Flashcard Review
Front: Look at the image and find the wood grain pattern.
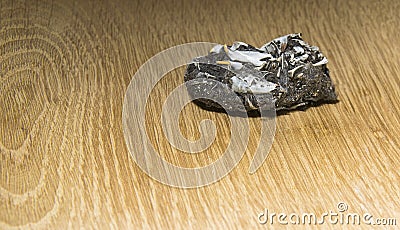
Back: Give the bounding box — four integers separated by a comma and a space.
1, 0, 399, 229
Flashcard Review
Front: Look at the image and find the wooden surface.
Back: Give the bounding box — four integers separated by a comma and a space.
1, 0, 399, 229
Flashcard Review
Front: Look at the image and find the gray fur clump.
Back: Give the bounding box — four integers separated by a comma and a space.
184, 33, 337, 113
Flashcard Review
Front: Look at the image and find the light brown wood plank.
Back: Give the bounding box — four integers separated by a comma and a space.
0, 0, 399, 229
